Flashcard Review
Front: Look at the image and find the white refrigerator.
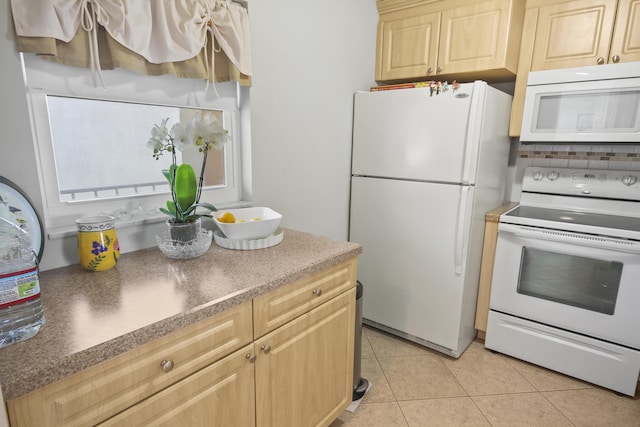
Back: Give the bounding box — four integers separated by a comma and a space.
349, 81, 511, 358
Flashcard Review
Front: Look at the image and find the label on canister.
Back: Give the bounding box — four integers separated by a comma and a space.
0, 267, 41, 309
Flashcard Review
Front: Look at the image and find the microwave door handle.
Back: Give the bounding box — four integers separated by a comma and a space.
454, 186, 472, 274
499, 223, 640, 254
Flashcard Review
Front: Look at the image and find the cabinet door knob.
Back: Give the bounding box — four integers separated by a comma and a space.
246, 353, 257, 363
427, 67, 433, 74
313, 288, 322, 296
437, 66, 443, 73
160, 360, 174, 373
261, 344, 271, 354
612, 55, 620, 63
597, 57, 605, 65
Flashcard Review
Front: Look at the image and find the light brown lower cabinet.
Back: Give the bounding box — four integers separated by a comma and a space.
98, 344, 256, 427
7, 258, 358, 427
7, 302, 254, 427
101, 288, 355, 427
255, 288, 355, 427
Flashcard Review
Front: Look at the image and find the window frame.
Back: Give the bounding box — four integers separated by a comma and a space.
21, 53, 248, 235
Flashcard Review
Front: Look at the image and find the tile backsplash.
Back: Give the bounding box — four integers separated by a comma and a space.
510, 142, 640, 200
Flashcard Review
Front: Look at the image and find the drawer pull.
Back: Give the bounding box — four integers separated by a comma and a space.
612, 55, 620, 63
437, 66, 443, 73
246, 353, 257, 363
313, 288, 322, 296
427, 67, 433, 74
261, 344, 271, 354
160, 360, 174, 373
597, 57, 605, 64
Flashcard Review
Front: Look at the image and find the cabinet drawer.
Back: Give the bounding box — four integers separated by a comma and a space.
7, 302, 253, 427
98, 344, 256, 427
253, 258, 357, 338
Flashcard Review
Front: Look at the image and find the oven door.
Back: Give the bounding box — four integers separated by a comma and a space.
490, 222, 640, 349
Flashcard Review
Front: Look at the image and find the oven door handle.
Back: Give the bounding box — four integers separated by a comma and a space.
499, 223, 640, 254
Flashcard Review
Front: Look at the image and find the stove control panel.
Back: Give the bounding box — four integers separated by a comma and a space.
522, 167, 640, 200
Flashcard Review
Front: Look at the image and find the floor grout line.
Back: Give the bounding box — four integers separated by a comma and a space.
339, 326, 640, 426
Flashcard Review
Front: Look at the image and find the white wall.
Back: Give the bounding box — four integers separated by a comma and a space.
249, 0, 378, 241
0, 8, 36, 422
0, 5, 42, 226
1, 4, 83, 272
0, 1, 378, 271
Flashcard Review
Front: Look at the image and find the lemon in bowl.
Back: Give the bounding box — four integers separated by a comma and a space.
213, 207, 282, 240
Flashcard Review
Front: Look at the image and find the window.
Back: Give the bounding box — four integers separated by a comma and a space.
23, 53, 249, 234
46, 97, 227, 202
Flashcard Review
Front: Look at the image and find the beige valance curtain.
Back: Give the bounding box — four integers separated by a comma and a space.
10, 0, 252, 86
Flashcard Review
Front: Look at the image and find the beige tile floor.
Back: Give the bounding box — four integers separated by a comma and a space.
331, 326, 640, 427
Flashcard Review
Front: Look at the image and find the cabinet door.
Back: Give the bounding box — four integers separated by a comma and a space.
438, 0, 515, 75
255, 288, 356, 427
376, 10, 440, 81
98, 344, 256, 427
531, 0, 617, 70
609, 0, 640, 63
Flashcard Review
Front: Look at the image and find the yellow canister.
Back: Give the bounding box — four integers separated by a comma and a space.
76, 216, 120, 271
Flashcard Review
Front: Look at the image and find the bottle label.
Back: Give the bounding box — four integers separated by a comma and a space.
0, 267, 41, 309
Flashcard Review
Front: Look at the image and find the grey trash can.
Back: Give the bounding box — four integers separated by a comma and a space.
353, 281, 369, 401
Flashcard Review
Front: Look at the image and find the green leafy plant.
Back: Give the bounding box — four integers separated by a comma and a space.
147, 112, 230, 223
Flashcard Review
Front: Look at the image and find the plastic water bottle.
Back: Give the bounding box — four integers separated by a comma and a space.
0, 217, 45, 348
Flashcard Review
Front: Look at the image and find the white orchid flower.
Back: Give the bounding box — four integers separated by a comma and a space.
170, 123, 190, 151
147, 117, 170, 151
189, 112, 230, 152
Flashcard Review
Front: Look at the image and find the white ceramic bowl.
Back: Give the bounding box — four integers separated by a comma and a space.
213, 207, 282, 240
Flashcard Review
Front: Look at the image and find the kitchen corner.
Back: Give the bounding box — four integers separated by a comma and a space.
0, 229, 361, 426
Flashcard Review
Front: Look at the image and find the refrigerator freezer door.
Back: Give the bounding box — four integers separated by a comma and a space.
352, 84, 477, 184
349, 176, 471, 353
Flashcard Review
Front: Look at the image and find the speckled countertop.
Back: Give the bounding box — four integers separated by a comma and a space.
0, 229, 362, 401
485, 202, 518, 222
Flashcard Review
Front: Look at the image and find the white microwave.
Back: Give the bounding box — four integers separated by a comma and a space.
520, 62, 640, 143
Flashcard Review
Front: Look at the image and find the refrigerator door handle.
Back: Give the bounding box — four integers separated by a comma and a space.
454, 186, 471, 275
461, 82, 484, 185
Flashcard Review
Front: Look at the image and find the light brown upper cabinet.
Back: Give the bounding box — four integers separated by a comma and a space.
509, 0, 640, 136
375, 0, 525, 84
610, 0, 640, 64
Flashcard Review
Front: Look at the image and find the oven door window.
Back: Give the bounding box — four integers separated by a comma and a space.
517, 247, 623, 315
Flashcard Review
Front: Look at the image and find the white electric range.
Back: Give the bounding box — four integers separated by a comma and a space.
485, 167, 640, 396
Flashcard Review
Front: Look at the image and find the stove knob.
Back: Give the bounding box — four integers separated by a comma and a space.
533, 171, 544, 181
547, 171, 560, 181
621, 175, 638, 186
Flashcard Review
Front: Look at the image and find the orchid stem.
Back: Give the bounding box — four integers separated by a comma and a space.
197, 148, 208, 205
